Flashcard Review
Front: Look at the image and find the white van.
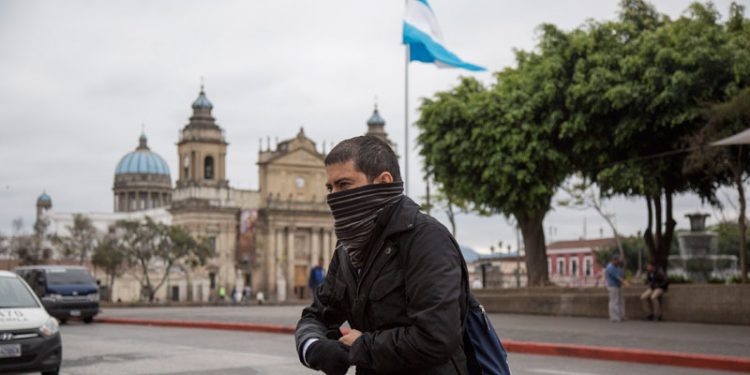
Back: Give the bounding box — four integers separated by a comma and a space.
0, 270, 62, 375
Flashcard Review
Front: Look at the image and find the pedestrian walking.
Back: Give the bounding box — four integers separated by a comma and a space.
605, 254, 628, 322
640, 262, 669, 321
242, 285, 251, 304
295, 136, 469, 375
218, 286, 226, 302
307, 259, 325, 297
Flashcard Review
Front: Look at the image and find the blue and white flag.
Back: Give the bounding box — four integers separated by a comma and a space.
403, 0, 485, 72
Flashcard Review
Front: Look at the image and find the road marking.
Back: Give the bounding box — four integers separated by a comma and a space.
528, 369, 602, 375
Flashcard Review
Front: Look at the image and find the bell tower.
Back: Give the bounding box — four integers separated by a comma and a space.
176, 85, 229, 188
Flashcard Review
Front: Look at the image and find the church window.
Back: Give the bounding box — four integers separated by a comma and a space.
204, 156, 214, 180
183, 155, 189, 179
207, 236, 216, 256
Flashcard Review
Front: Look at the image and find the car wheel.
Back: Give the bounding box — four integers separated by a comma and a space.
83, 316, 94, 324
41, 367, 59, 375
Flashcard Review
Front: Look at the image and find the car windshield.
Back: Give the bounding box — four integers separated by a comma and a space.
45, 268, 95, 285
0, 276, 39, 308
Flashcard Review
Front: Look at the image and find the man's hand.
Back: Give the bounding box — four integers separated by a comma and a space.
338, 329, 362, 347
306, 339, 350, 375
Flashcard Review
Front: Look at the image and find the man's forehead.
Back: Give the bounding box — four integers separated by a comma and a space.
326, 160, 358, 177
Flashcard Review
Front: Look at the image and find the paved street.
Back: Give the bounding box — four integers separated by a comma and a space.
59, 322, 746, 375
100, 304, 750, 357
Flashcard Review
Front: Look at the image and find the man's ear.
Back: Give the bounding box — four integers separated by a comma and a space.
373, 171, 394, 184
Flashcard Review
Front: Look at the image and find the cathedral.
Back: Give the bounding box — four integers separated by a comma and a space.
37, 86, 395, 303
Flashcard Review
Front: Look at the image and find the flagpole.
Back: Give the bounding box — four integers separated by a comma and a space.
404, 43, 410, 197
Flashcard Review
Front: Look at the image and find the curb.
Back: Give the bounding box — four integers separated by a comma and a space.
95, 317, 295, 334
502, 340, 750, 373
95, 317, 750, 373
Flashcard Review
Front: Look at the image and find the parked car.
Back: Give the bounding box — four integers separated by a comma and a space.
15, 266, 100, 324
0, 270, 62, 375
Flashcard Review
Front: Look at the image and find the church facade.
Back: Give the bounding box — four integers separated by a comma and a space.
37, 86, 394, 303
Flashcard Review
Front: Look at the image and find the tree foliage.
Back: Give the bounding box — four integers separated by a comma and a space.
418, 24, 578, 286
112, 218, 211, 302
91, 231, 127, 302
52, 214, 98, 265
416, 0, 750, 284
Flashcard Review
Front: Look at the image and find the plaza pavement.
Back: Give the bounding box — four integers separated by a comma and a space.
95, 303, 750, 372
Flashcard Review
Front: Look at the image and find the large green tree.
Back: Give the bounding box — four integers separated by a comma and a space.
565, 0, 749, 271
417, 24, 578, 286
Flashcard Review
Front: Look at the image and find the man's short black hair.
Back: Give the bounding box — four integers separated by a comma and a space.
325, 135, 401, 182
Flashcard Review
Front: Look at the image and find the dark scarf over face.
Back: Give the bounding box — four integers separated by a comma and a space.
327, 181, 404, 268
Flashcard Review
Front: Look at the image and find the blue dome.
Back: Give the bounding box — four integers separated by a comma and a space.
192, 87, 213, 109
367, 107, 385, 126
115, 134, 170, 176
38, 193, 51, 202
115, 150, 170, 176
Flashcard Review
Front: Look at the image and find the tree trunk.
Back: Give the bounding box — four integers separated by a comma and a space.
107, 273, 116, 303
447, 200, 457, 238
516, 210, 549, 286
644, 196, 656, 261
736, 146, 748, 284
658, 187, 676, 273
654, 192, 663, 264
592, 201, 624, 260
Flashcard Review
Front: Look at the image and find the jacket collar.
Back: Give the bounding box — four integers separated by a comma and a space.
377, 195, 420, 239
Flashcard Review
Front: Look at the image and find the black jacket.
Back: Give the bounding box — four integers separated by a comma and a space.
646, 268, 669, 291
295, 196, 469, 375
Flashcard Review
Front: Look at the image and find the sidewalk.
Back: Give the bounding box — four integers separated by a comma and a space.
96, 305, 750, 372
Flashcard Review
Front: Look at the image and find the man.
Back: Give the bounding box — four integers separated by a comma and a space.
640, 262, 668, 321
605, 254, 628, 322
295, 136, 468, 375
308, 259, 326, 297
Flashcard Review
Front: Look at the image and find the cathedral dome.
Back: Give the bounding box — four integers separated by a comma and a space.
37, 192, 52, 205
115, 134, 171, 176
367, 106, 385, 126
113, 133, 172, 212
192, 86, 213, 110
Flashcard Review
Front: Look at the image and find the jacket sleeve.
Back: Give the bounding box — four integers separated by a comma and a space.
349, 221, 464, 372
294, 246, 348, 366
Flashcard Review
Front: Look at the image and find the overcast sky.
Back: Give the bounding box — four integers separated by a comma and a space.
0, 0, 743, 253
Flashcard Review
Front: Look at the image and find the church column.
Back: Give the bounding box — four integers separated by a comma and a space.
311, 227, 320, 266
287, 226, 296, 299
275, 228, 285, 301
219, 152, 226, 181
266, 226, 276, 297
190, 150, 196, 181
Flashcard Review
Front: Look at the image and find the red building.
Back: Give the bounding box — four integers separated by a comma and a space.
546, 238, 616, 287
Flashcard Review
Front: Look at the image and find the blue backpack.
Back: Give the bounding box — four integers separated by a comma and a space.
463, 293, 512, 375
456, 244, 512, 375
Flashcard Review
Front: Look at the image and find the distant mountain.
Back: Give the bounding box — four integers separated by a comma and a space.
459, 245, 481, 263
